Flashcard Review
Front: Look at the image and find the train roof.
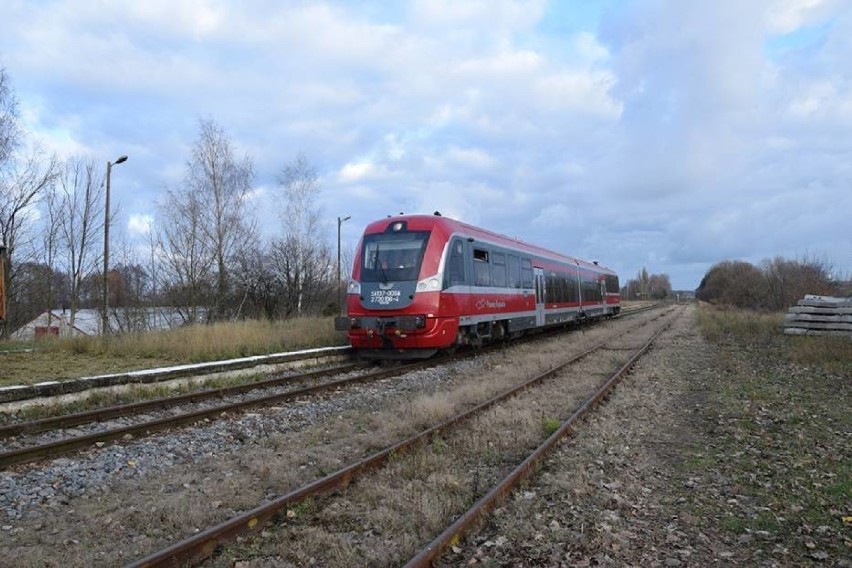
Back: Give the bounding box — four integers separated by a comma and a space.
362, 214, 617, 276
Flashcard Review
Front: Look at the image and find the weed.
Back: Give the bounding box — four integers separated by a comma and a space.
541, 416, 561, 436
721, 515, 746, 533
431, 437, 448, 454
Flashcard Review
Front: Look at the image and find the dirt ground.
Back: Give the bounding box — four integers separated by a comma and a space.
447, 304, 850, 567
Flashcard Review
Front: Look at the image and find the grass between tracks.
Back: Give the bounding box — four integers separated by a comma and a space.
0, 317, 347, 386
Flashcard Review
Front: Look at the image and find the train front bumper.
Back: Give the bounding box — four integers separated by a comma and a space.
336, 315, 459, 351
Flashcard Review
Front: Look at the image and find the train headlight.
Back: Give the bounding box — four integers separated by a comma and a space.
416, 275, 441, 292
348, 280, 361, 294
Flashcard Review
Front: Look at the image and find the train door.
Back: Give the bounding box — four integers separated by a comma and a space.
534, 267, 545, 326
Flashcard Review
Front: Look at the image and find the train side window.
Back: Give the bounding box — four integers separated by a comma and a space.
507, 255, 520, 288
566, 271, 579, 302
491, 252, 507, 287
446, 239, 466, 286
606, 275, 619, 293
473, 248, 490, 286
520, 258, 533, 288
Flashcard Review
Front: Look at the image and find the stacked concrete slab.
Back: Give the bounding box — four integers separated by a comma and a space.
784, 295, 852, 337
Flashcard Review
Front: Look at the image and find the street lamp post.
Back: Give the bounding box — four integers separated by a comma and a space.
337, 215, 351, 315
102, 155, 128, 337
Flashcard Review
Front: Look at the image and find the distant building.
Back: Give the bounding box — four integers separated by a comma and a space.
12, 308, 190, 341
673, 290, 696, 302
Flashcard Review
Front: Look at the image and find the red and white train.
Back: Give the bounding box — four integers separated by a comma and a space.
335, 213, 620, 359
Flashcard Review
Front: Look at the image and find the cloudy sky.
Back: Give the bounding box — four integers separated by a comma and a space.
1, 0, 850, 289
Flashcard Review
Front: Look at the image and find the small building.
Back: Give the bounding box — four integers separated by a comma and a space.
12, 308, 189, 341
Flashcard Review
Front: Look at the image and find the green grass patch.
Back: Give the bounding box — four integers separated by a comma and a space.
541, 416, 561, 436
721, 515, 746, 533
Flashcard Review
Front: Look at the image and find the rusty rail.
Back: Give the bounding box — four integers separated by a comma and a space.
404, 312, 677, 567
126, 309, 672, 567
0, 303, 667, 469
0, 361, 431, 468
0, 363, 360, 439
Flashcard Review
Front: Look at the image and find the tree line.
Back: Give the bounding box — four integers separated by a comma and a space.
0, 68, 340, 337
620, 267, 672, 300
696, 256, 842, 310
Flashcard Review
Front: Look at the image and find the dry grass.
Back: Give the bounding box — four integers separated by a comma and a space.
211, 316, 656, 566
697, 304, 851, 375
696, 304, 782, 344
0, 310, 664, 567
787, 335, 852, 374
46, 317, 345, 361
0, 317, 347, 386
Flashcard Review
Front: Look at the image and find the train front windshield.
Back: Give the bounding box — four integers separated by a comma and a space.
361, 231, 430, 282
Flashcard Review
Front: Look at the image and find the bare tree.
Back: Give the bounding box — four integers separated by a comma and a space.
157, 186, 214, 324
0, 68, 59, 335
42, 182, 63, 331
0, 149, 59, 335
274, 153, 333, 316
696, 260, 766, 308
185, 119, 255, 320
0, 68, 21, 169
57, 157, 104, 328
648, 272, 672, 299
761, 255, 836, 310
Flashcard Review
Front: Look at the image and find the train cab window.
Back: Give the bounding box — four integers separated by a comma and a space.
491, 252, 507, 287
473, 248, 490, 286
508, 255, 520, 288
520, 258, 533, 288
445, 239, 466, 287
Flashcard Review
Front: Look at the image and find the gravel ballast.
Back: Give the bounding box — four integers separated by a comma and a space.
0, 309, 672, 566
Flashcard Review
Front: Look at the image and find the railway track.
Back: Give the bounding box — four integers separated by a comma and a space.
0, 303, 663, 469
127, 305, 679, 567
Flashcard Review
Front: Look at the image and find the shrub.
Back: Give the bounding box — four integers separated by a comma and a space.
696, 256, 840, 311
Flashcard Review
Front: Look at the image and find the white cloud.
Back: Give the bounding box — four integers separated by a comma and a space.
127, 214, 153, 235
445, 146, 495, 169
1, 1, 850, 289
767, 0, 837, 33
339, 162, 376, 183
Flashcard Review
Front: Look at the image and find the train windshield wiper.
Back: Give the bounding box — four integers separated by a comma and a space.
375, 243, 389, 283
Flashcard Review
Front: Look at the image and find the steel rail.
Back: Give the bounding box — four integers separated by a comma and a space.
0, 357, 464, 468
0, 322, 558, 468
0, 363, 360, 439
0, 304, 665, 469
0, 346, 356, 405
1, 304, 659, 444
404, 311, 678, 567
126, 308, 674, 568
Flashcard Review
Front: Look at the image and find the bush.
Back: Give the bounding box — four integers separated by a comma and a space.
696, 256, 839, 310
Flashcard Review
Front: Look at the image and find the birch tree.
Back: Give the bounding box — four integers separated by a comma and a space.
158, 186, 214, 324
0, 67, 59, 335
274, 153, 333, 316
185, 119, 255, 320
57, 157, 104, 328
